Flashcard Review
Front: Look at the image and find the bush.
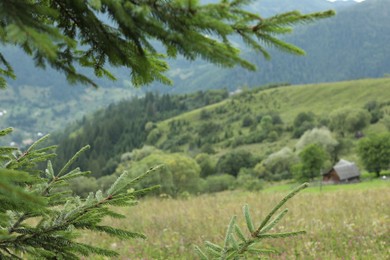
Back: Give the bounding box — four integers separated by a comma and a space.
292, 112, 316, 138
236, 168, 264, 191
195, 153, 216, 178
116, 152, 202, 196
203, 174, 235, 193
216, 150, 257, 177
295, 127, 338, 154
242, 115, 255, 127
261, 147, 298, 181
146, 128, 162, 144
364, 101, 384, 124
329, 107, 371, 136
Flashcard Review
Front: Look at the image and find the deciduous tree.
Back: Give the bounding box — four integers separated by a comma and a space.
357, 133, 390, 177
329, 107, 371, 137
295, 143, 328, 182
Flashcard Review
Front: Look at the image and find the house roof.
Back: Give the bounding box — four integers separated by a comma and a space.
333, 159, 360, 180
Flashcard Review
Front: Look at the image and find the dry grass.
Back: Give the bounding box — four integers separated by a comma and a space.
79, 182, 390, 259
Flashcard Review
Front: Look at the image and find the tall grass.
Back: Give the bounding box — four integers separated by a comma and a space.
79, 182, 390, 259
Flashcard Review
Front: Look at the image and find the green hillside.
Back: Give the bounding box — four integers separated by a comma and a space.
53, 77, 390, 183
153, 78, 390, 156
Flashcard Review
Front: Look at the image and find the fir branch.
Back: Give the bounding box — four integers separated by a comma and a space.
196, 183, 309, 259
26, 134, 51, 153
86, 225, 146, 240
257, 231, 306, 239
259, 208, 288, 234
243, 204, 255, 234
0, 128, 13, 137
256, 183, 308, 234
194, 245, 209, 260
57, 145, 90, 178
221, 216, 236, 259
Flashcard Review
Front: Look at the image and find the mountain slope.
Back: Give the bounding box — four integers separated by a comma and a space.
2, 0, 354, 91
160, 0, 390, 93
53, 77, 390, 177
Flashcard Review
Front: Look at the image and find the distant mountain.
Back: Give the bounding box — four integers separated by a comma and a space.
161, 0, 390, 93
2, 0, 387, 143
2, 0, 355, 93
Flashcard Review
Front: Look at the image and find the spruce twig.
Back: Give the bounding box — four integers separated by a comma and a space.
0, 129, 158, 258
196, 183, 309, 259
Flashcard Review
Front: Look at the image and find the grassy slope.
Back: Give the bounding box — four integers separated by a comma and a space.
78, 180, 390, 259
153, 77, 390, 159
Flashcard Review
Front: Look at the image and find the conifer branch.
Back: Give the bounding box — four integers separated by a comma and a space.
196, 183, 309, 259
0, 0, 335, 88
0, 129, 158, 258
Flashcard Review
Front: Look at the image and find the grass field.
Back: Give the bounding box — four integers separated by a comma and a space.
79, 180, 390, 259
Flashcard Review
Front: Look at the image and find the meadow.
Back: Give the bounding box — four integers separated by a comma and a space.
79, 180, 390, 259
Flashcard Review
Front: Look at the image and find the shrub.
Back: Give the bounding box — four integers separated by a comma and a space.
262, 147, 299, 181
292, 112, 316, 138
117, 152, 201, 196
195, 153, 217, 178
216, 150, 257, 177
329, 107, 371, 136
203, 174, 235, 193
236, 168, 264, 191
295, 127, 338, 154
242, 115, 255, 127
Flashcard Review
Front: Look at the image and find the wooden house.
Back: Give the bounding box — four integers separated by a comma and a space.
322, 159, 360, 184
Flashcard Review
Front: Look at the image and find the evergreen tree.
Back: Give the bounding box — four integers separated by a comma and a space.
0, 128, 160, 258
0, 0, 334, 89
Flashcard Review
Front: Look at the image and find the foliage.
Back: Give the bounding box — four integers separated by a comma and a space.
292, 111, 316, 138
381, 114, 390, 131
216, 150, 257, 177
295, 127, 338, 155
357, 133, 390, 177
195, 183, 308, 259
53, 92, 205, 177
116, 151, 201, 197
235, 168, 264, 191
0, 0, 334, 89
242, 115, 255, 127
51, 78, 390, 180
329, 107, 371, 136
259, 147, 299, 181
203, 174, 236, 193
0, 128, 158, 258
364, 100, 384, 124
295, 144, 328, 181
195, 153, 217, 178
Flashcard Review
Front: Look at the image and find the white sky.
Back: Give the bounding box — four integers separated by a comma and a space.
328, 0, 365, 2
